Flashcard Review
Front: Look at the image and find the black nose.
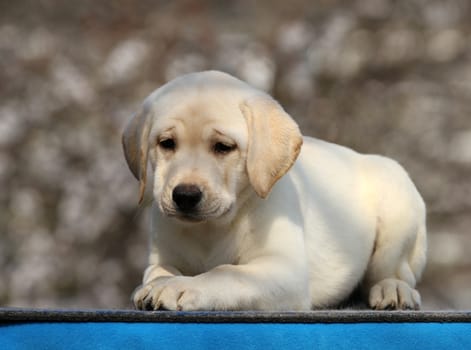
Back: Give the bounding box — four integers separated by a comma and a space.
172, 184, 203, 212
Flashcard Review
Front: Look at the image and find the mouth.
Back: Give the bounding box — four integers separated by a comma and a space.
172, 212, 207, 223
161, 204, 233, 223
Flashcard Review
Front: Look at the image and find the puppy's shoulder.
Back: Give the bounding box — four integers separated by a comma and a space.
300, 136, 404, 172
298, 136, 363, 167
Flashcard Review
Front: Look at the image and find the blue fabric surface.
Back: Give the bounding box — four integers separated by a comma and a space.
1, 322, 471, 350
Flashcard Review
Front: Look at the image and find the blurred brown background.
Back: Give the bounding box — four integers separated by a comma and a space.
1, 0, 470, 310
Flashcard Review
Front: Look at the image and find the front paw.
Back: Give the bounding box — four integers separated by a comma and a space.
133, 276, 207, 311
132, 276, 172, 310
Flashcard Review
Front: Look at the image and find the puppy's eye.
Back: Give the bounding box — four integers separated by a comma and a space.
213, 142, 236, 155
159, 138, 176, 151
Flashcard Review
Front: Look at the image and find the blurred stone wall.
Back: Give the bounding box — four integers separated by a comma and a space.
1, 0, 470, 309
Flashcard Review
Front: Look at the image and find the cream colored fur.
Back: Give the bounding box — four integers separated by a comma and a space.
122, 70, 426, 311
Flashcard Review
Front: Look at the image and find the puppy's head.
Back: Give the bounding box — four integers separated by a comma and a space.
122, 71, 302, 223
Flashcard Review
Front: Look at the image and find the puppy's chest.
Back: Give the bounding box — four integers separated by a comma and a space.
170, 230, 243, 276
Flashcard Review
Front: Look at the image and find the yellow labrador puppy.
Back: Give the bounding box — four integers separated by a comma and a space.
123, 71, 426, 311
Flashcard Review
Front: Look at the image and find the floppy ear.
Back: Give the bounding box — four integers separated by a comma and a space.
240, 97, 303, 198
122, 106, 153, 204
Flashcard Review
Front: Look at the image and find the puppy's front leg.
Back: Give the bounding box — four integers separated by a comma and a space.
154, 259, 310, 311
132, 264, 182, 310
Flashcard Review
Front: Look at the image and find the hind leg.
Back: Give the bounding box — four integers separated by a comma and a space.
365, 218, 426, 310
369, 278, 421, 310
361, 156, 427, 310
